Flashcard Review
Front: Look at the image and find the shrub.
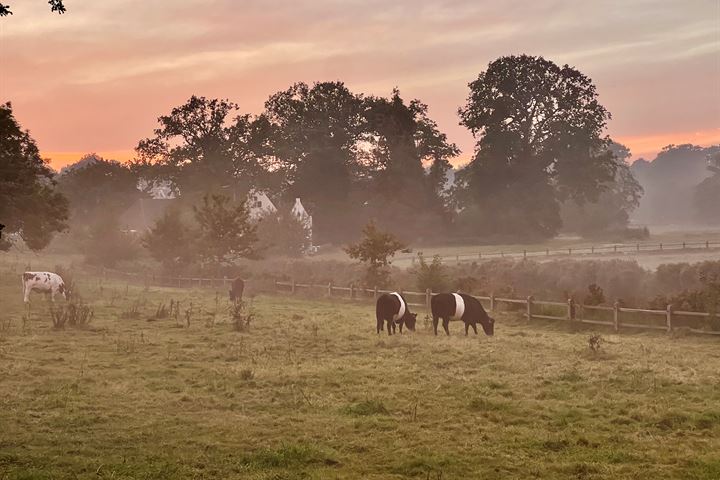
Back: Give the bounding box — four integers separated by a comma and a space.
50, 300, 93, 329
230, 300, 254, 332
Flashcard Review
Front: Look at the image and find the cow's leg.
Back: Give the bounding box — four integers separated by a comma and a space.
377, 316, 383, 334
472, 323, 478, 335
387, 320, 394, 336
398, 321, 404, 334
442, 318, 451, 336
50, 290, 56, 302
23, 285, 30, 303
465, 322, 469, 336
432, 315, 440, 335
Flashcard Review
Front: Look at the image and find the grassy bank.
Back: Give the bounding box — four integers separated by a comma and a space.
0, 271, 719, 479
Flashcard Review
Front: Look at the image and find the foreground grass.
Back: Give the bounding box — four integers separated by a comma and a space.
1, 274, 719, 479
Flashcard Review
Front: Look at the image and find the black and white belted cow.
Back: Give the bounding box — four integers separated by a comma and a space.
22, 271, 70, 303
375, 292, 417, 335
431, 292, 494, 336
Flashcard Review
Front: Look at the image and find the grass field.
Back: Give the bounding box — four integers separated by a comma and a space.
1, 271, 720, 479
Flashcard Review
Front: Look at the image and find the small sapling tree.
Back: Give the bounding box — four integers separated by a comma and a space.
344, 220, 407, 288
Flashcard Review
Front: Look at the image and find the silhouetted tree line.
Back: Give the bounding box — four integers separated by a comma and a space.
9, 55, 713, 256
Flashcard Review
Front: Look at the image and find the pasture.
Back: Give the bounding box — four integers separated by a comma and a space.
1, 271, 720, 479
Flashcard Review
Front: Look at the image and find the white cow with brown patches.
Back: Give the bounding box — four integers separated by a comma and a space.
22, 272, 69, 303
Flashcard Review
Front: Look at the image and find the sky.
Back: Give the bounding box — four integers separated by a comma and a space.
1, 0, 719, 170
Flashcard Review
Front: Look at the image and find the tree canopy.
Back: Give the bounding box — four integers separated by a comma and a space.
455, 55, 616, 240
0, 102, 68, 251
561, 142, 644, 238
134, 96, 271, 199
193, 194, 258, 266
57, 154, 142, 225
0, 0, 65, 16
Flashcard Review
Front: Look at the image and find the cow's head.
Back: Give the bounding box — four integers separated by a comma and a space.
479, 315, 495, 336
404, 312, 417, 331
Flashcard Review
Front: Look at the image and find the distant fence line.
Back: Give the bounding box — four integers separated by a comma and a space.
274, 280, 720, 337
396, 239, 720, 264
85, 266, 236, 289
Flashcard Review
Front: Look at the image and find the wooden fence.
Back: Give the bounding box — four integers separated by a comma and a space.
13, 262, 716, 336
274, 281, 720, 337
396, 239, 720, 264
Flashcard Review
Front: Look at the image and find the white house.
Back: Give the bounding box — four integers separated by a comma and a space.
248, 190, 278, 219
137, 178, 176, 199
291, 197, 312, 231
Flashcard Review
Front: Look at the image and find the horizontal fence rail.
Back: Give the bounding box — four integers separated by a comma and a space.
395, 239, 720, 264
274, 281, 720, 337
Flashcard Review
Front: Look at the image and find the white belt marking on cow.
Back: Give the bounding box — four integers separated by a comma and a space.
391, 292, 406, 321
452, 293, 465, 319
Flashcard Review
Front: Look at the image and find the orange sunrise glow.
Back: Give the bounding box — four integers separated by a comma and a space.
2, 1, 719, 170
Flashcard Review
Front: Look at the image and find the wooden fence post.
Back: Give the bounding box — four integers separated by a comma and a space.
523, 250, 527, 259
546, 248, 549, 256
526, 296, 533, 321
568, 248, 572, 255
350, 283, 355, 300
291, 279, 296, 295
666, 304, 673, 333
706, 240, 710, 249
567, 298, 575, 321
682, 242, 686, 249
659, 243, 663, 251
456, 255, 460, 265
478, 252, 482, 259
327, 282, 332, 297
591, 246, 594, 254
490, 293, 495, 312
373, 285, 378, 301
636, 243, 640, 252
426, 288, 432, 314
613, 245, 617, 253
223, 276, 227, 288
613, 301, 620, 333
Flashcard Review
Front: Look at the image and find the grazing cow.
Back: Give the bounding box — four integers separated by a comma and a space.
22, 272, 69, 303
229, 277, 244, 302
375, 292, 417, 335
431, 292, 494, 336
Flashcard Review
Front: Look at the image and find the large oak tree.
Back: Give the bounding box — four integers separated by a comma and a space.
455, 55, 616, 240
134, 96, 271, 199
